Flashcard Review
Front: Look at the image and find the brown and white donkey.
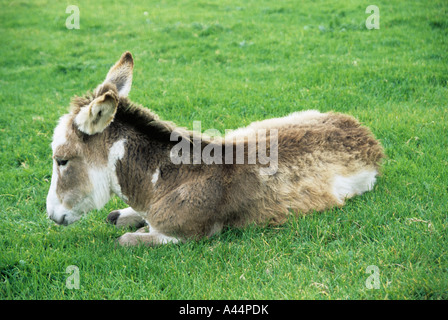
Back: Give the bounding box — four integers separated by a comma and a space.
46, 51, 384, 246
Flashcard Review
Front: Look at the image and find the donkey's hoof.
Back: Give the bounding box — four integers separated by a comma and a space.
107, 210, 121, 225
107, 209, 147, 228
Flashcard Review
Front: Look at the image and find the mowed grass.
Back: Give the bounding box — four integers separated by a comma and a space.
1, 0, 447, 299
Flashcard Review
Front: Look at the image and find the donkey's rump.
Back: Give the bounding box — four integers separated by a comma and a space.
222, 111, 382, 223
260, 111, 383, 219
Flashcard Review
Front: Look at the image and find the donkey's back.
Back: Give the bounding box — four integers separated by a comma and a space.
217, 109, 384, 229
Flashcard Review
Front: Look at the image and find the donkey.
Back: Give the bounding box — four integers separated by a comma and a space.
46, 51, 384, 246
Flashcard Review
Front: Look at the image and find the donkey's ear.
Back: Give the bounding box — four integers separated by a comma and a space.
102, 51, 134, 97
74, 91, 118, 135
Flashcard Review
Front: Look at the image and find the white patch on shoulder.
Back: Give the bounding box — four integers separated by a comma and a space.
108, 139, 127, 201
109, 139, 126, 163
151, 168, 160, 185
332, 170, 378, 204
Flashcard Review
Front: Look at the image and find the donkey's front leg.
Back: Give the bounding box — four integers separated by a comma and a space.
107, 207, 147, 228
118, 229, 180, 247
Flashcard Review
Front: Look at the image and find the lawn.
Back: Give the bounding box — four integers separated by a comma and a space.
0, 0, 447, 300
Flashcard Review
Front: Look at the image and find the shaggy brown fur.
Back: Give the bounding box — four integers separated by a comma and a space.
47, 51, 384, 246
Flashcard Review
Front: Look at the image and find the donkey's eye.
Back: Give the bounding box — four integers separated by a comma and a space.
56, 159, 69, 166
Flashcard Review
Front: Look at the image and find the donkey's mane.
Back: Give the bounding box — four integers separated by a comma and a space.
114, 98, 182, 143
70, 88, 195, 144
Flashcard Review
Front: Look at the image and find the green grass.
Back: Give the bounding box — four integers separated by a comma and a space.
1, 0, 447, 299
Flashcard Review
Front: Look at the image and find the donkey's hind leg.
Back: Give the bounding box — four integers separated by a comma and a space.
107, 207, 147, 229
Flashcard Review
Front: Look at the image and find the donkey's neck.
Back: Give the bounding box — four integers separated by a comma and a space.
106, 121, 171, 212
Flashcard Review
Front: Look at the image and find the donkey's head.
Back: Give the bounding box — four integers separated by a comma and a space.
47, 52, 134, 225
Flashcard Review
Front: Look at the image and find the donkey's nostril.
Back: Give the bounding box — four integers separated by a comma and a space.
60, 214, 67, 226
49, 213, 67, 225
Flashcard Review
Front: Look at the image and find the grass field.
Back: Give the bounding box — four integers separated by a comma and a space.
1, 0, 447, 300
